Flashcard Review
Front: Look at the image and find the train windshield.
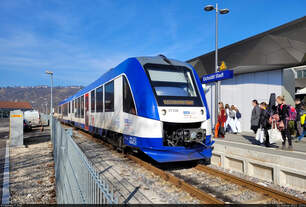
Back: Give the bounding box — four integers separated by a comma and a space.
145, 65, 203, 106
147, 68, 197, 97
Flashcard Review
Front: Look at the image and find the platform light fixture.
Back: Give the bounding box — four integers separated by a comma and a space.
203, 3, 230, 127
219, 8, 230, 15
204, 5, 214, 12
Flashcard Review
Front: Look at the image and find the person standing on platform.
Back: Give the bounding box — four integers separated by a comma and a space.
296, 104, 305, 142
259, 102, 272, 147
295, 98, 303, 139
214, 102, 226, 138
235, 106, 242, 133
276, 96, 292, 150
225, 104, 230, 132
251, 100, 261, 133
229, 105, 238, 134
287, 105, 297, 137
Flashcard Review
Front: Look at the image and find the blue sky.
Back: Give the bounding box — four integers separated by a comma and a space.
0, 0, 305, 87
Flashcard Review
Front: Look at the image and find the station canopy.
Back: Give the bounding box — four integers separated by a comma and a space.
187, 16, 306, 77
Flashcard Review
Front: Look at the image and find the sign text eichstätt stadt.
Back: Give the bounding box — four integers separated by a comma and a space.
201, 70, 234, 84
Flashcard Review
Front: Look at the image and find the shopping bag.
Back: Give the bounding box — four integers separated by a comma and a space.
268, 128, 283, 144
268, 120, 283, 144
255, 128, 265, 143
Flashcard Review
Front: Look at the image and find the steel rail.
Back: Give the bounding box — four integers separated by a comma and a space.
195, 164, 306, 204
127, 154, 224, 204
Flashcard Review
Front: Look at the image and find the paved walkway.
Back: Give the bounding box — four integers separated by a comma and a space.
213, 131, 306, 156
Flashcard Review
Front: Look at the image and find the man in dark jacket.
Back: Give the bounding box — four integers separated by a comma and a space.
295, 98, 303, 138
251, 100, 261, 133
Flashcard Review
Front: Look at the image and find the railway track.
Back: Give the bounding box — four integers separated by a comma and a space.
66, 125, 306, 204
127, 154, 224, 204
195, 165, 306, 204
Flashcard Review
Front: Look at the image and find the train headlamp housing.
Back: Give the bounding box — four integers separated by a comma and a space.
161, 109, 167, 116
201, 109, 204, 115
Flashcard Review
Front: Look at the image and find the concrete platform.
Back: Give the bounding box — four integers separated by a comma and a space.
220, 132, 306, 153
211, 132, 306, 191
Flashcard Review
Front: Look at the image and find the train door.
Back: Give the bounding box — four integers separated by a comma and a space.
85, 93, 89, 130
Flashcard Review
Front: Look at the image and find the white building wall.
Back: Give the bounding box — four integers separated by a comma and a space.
204, 69, 283, 132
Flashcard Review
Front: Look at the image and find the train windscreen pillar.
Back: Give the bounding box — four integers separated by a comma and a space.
9, 110, 24, 147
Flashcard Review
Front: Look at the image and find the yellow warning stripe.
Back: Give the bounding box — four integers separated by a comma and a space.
11, 115, 22, 118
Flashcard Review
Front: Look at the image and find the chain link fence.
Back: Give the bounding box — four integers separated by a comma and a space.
51, 118, 119, 204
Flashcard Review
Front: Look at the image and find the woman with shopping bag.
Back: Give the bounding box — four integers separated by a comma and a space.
276, 96, 293, 150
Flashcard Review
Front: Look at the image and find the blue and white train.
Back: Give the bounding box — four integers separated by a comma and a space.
58, 55, 214, 163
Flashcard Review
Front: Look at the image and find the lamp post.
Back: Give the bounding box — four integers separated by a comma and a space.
45, 70, 53, 139
204, 4, 229, 128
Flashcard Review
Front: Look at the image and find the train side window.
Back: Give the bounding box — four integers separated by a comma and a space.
96, 86, 103, 112
59, 106, 61, 114
68, 102, 71, 114
77, 98, 80, 118
72, 100, 74, 114
81, 95, 84, 118
123, 76, 136, 115
63, 103, 68, 116
75, 99, 78, 117
78, 97, 81, 118
105, 81, 114, 112
91, 90, 95, 113
74, 99, 77, 117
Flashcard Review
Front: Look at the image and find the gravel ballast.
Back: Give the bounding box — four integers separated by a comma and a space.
72, 129, 200, 204
209, 164, 306, 201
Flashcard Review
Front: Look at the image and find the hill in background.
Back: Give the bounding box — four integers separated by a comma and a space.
0, 86, 83, 113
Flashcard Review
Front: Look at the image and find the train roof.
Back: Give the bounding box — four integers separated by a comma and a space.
58, 55, 192, 105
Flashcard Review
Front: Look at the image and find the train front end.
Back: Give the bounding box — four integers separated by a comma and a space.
136, 56, 213, 163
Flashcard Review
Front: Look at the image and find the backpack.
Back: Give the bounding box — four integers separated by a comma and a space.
288, 105, 297, 121
236, 111, 241, 119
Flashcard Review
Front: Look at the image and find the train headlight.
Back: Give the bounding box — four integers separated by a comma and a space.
161, 109, 167, 116
190, 131, 197, 139
201, 109, 204, 115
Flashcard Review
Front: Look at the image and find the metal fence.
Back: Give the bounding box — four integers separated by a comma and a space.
51, 118, 119, 204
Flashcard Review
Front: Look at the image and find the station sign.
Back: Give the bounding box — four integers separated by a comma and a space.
201, 70, 234, 84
